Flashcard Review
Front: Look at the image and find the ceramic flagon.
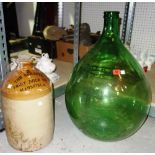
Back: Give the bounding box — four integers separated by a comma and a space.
1, 59, 54, 151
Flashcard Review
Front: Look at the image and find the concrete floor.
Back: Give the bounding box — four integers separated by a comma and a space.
0, 95, 155, 153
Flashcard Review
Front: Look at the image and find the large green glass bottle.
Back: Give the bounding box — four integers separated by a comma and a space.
65, 11, 151, 141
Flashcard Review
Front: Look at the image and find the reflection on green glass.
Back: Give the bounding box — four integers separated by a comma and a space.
65, 11, 151, 141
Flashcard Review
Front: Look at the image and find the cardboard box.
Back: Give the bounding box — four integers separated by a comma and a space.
56, 40, 93, 62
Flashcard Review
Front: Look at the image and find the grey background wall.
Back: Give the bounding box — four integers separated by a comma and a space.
130, 3, 155, 56
64, 2, 125, 33
64, 2, 155, 56
15, 2, 155, 56
15, 2, 36, 37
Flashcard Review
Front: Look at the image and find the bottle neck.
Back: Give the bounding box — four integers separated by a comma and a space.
102, 12, 120, 37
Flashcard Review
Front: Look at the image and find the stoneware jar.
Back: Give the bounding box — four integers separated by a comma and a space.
1, 59, 54, 151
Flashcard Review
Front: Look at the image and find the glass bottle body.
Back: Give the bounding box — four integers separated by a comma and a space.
65, 12, 151, 141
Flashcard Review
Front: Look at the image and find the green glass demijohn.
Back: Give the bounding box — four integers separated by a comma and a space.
65, 11, 151, 141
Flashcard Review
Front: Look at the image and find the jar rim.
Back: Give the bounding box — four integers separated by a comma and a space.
104, 11, 120, 14
104, 11, 120, 17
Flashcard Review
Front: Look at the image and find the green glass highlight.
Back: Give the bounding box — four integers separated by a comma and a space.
65, 11, 151, 141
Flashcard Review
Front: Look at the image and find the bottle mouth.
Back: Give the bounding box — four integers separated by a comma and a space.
104, 11, 119, 18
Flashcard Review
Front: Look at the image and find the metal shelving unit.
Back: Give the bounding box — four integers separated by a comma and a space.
0, 2, 137, 130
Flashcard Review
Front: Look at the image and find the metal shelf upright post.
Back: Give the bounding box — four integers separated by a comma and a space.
0, 2, 9, 131
73, 2, 81, 66
121, 2, 136, 46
